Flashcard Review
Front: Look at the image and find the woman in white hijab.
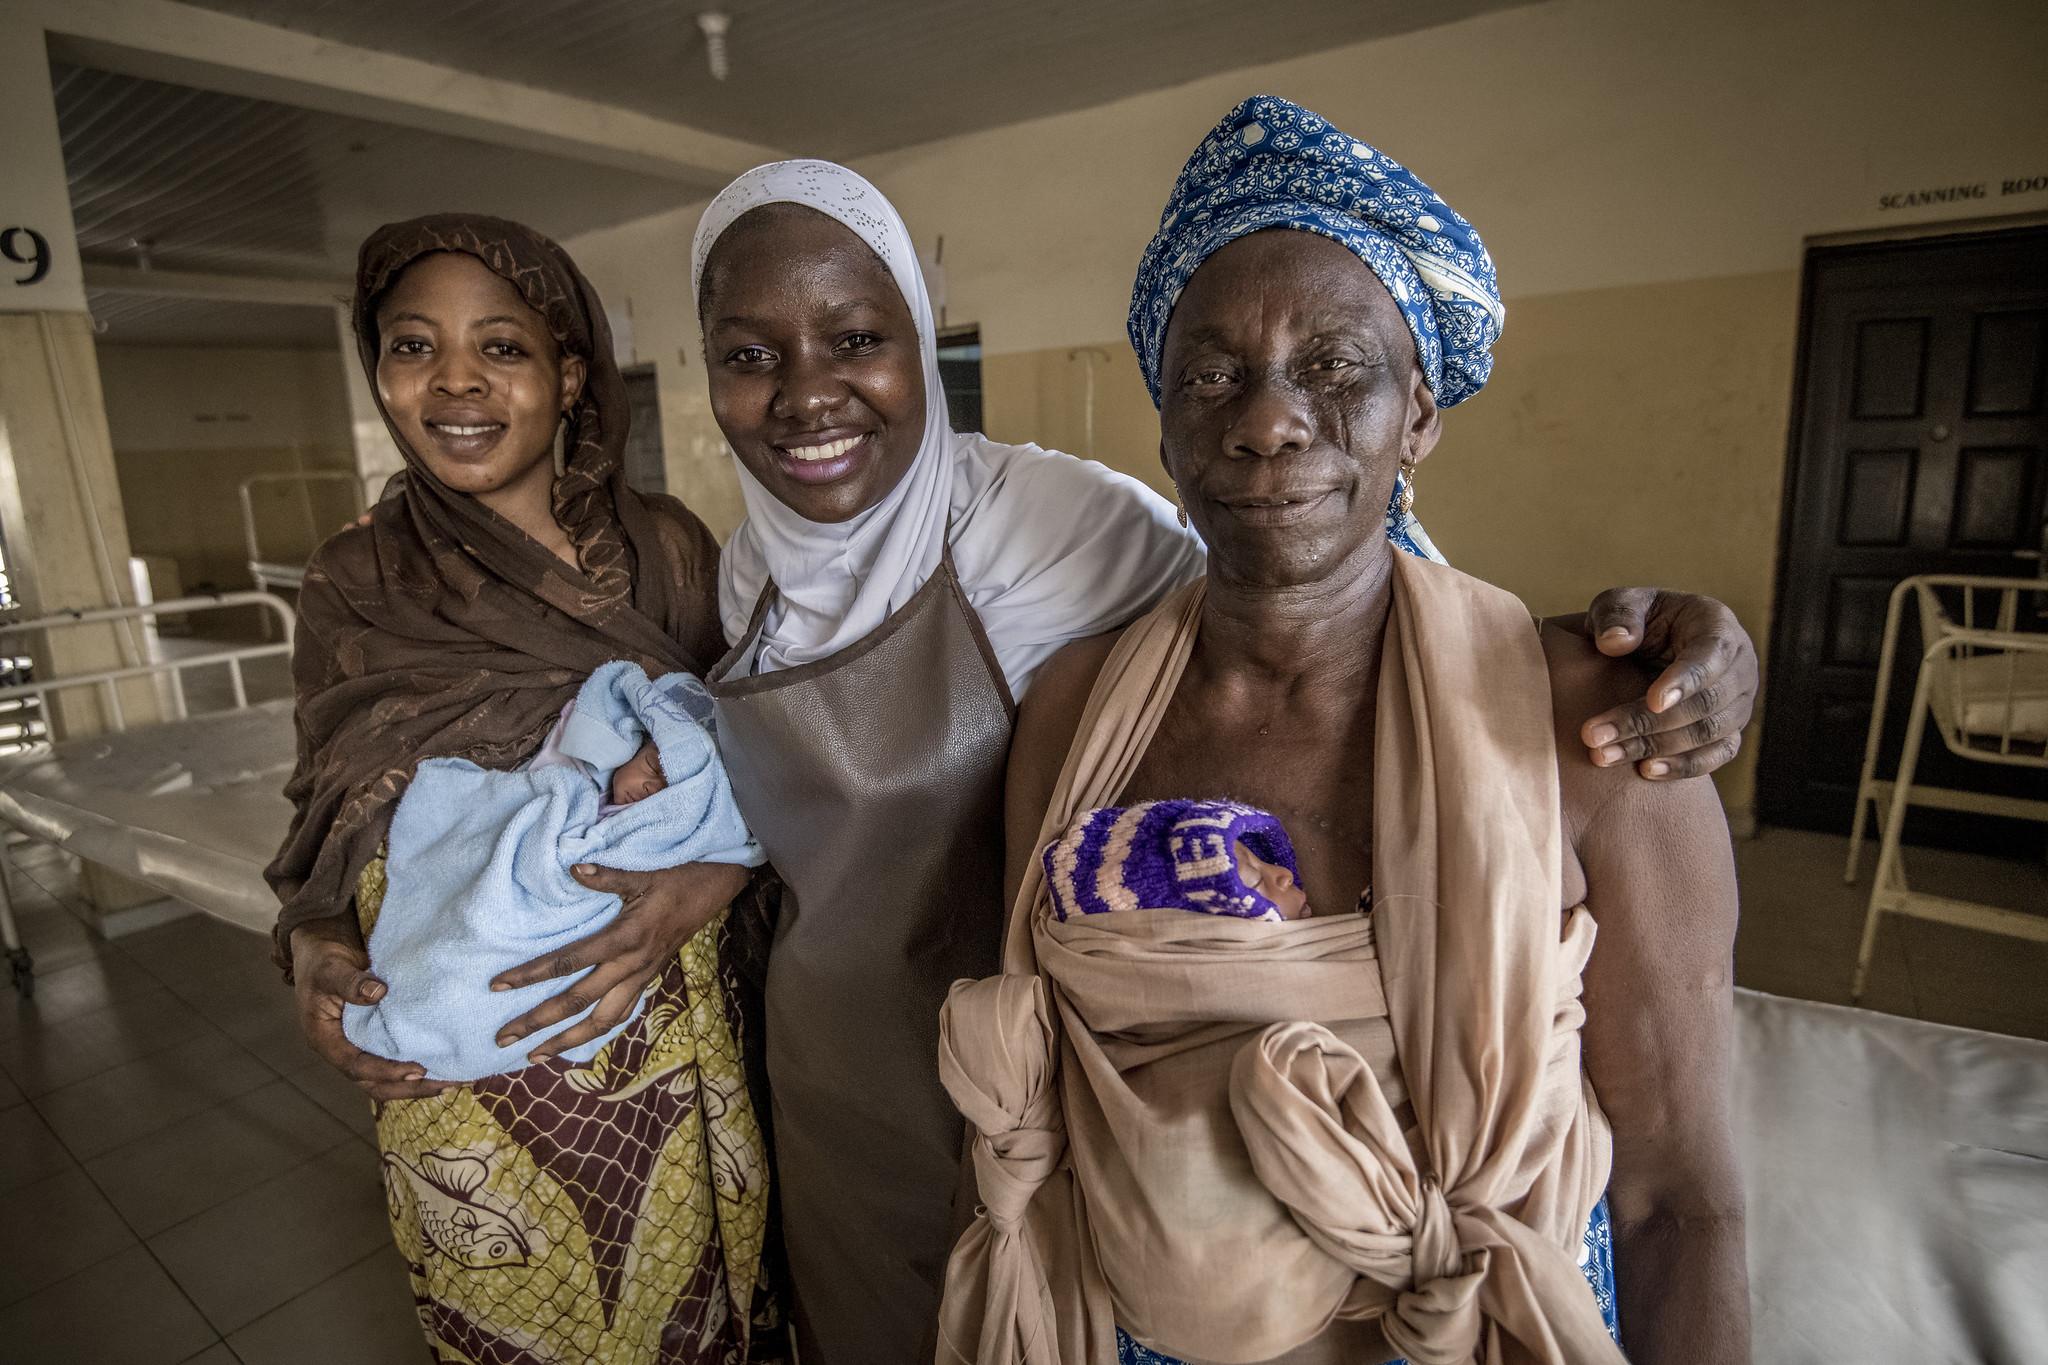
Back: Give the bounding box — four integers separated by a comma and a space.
688, 161, 1199, 1364
625, 158, 1758, 1365
696, 160, 1207, 696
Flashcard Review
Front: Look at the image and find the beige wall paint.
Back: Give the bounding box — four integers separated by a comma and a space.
858, 0, 2047, 352
562, 0, 2048, 822
982, 344, 1174, 500
985, 270, 1803, 632
568, 210, 748, 535
97, 344, 357, 594
981, 270, 1803, 812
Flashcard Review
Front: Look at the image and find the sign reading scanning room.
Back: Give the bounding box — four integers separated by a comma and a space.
1880, 175, 2048, 210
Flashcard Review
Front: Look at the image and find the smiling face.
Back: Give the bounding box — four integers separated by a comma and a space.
373, 251, 585, 510
1158, 229, 1440, 590
699, 203, 927, 524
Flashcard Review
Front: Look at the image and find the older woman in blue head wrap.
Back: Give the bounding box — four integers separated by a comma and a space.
951, 96, 1749, 1365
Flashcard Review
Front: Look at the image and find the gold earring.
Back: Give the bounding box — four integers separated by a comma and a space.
1175, 495, 1189, 529
1397, 458, 1417, 518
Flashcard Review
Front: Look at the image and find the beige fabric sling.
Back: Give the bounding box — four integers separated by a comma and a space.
938, 552, 1619, 1365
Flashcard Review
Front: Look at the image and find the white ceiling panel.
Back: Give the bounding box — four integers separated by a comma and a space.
54, 64, 707, 280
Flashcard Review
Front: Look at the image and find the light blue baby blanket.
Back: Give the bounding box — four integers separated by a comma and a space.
343, 661, 764, 1081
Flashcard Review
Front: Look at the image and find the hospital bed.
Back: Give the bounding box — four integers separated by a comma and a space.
0, 593, 297, 996
1847, 574, 2048, 1001
1734, 989, 2047, 1363
240, 469, 366, 596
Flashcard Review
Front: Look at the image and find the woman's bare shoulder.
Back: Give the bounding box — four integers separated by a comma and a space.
1538, 621, 1692, 840
1003, 627, 1129, 905
1014, 629, 1126, 764
1538, 620, 1735, 907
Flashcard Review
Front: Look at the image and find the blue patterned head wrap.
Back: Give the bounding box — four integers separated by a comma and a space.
1128, 95, 1503, 413
1043, 799, 1303, 924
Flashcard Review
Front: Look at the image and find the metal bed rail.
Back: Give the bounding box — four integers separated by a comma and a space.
0, 592, 295, 732
239, 470, 365, 596
1844, 575, 2048, 1002
0, 592, 296, 995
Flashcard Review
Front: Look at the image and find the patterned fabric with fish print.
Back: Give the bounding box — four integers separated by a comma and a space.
359, 856, 784, 1364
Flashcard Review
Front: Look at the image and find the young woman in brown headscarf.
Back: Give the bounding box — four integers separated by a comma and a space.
266, 215, 776, 1364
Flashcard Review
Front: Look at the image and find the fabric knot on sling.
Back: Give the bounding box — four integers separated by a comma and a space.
937, 559, 1623, 1365
1231, 1022, 1485, 1365
938, 975, 1066, 1365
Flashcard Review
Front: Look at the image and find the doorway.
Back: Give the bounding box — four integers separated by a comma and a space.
1758, 225, 2048, 847
620, 364, 667, 494
938, 326, 984, 434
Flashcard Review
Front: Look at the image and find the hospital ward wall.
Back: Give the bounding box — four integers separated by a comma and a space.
97, 344, 357, 605
566, 0, 2048, 827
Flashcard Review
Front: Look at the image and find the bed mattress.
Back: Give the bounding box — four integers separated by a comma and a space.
1735, 989, 2047, 1363
0, 698, 296, 934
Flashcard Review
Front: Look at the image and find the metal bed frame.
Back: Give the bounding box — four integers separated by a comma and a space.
239, 469, 367, 594
0, 592, 295, 997
1844, 574, 2048, 1000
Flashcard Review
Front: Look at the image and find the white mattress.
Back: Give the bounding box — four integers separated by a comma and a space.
1945, 650, 2048, 744
1735, 989, 2048, 1364
0, 698, 295, 933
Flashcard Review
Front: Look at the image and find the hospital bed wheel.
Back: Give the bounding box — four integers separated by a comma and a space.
7, 948, 30, 1000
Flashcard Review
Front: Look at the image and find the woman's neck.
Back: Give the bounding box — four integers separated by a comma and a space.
476, 456, 578, 569
1193, 540, 1395, 699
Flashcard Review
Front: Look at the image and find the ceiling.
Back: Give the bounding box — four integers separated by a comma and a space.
177, 0, 1531, 160
54, 63, 702, 281
54, 2, 1530, 345
85, 291, 341, 349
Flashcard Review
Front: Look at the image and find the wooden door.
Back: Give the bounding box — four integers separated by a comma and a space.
1759, 227, 2048, 844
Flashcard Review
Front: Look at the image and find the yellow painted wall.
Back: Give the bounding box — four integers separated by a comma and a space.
980, 272, 1803, 815
97, 345, 357, 595
569, 212, 749, 535
562, 0, 2048, 824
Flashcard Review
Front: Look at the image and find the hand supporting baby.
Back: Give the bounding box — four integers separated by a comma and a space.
487, 859, 750, 1064
292, 917, 454, 1101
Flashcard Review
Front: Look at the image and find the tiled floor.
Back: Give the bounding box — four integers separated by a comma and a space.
0, 843, 426, 1365
1, 822, 2042, 1363
1734, 824, 2048, 1041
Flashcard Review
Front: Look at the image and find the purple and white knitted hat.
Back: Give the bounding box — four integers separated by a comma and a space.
1042, 799, 1302, 923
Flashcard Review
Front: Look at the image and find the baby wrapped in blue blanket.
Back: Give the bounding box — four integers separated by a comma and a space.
344, 660, 763, 1081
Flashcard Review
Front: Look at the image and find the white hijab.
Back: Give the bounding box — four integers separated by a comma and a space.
691, 160, 1204, 698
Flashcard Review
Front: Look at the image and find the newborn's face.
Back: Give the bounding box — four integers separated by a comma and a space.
609, 742, 667, 806
1235, 840, 1309, 920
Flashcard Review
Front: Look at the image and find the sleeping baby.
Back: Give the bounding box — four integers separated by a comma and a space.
1042, 798, 1321, 924
344, 660, 763, 1082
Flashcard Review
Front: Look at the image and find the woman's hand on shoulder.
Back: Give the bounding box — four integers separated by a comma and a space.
1558, 587, 1757, 782
290, 916, 453, 1101
488, 860, 751, 1063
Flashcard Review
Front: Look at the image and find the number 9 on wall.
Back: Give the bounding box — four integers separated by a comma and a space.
2, 228, 52, 286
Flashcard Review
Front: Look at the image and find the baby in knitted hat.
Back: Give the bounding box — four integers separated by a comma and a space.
1042, 798, 1312, 923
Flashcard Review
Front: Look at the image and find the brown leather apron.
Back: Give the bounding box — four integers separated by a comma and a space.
708, 546, 1014, 1365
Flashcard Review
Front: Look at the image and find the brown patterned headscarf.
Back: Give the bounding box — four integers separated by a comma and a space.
266, 214, 725, 967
